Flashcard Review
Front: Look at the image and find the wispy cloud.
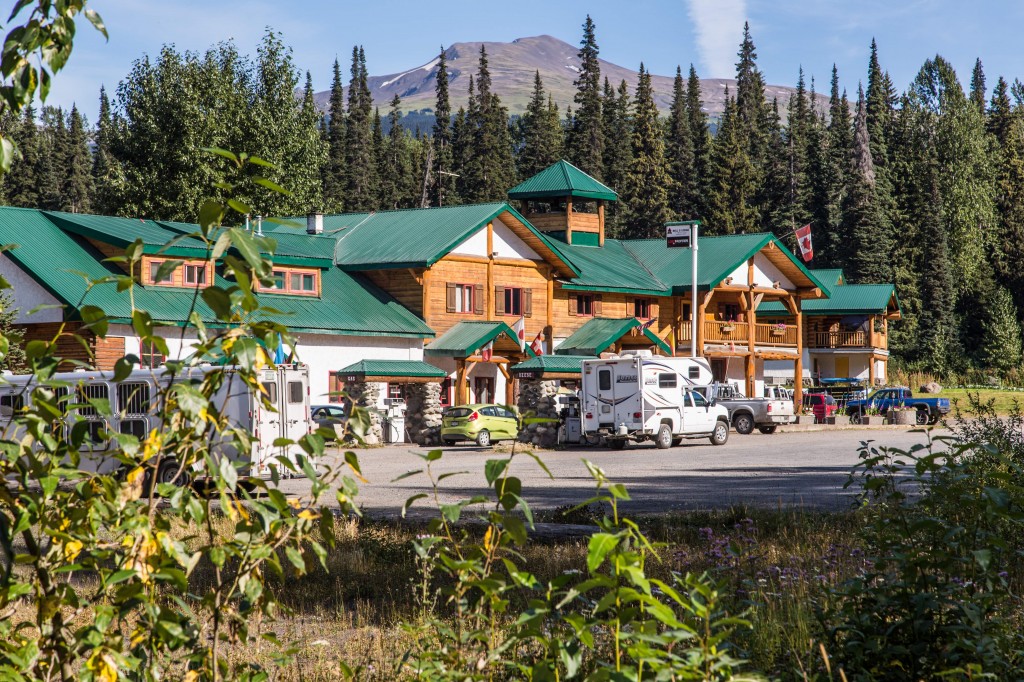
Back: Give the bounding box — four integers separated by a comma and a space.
686, 0, 748, 78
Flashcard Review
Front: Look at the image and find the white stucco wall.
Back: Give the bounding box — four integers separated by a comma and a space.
0, 252, 64, 323
726, 253, 795, 290
451, 217, 542, 261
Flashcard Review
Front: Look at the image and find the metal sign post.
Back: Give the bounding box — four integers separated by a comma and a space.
666, 221, 700, 358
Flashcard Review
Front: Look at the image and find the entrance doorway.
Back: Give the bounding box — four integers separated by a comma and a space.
474, 377, 495, 404
835, 356, 850, 379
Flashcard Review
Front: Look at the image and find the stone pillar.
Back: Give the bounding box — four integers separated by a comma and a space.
516, 378, 561, 448
347, 381, 383, 445
406, 382, 442, 446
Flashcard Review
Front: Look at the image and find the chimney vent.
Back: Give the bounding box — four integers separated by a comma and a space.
307, 212, 324, 235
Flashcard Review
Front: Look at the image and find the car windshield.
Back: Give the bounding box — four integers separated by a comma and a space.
446, 408, 473, 418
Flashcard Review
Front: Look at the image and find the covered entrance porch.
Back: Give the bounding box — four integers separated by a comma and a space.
424, 321, 536, 406
555, 317, 671, 356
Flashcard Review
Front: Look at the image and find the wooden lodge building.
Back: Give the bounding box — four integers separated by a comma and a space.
0, 160, 900, 442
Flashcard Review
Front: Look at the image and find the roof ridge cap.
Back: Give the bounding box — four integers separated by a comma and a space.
619, 240, 668, 289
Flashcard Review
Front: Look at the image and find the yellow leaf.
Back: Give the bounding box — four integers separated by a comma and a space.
126, 466, 145, 485
63, 539, 83, 562
298, 509, 317, 521
287, 498, 302, 509
483, 526, 494, 553
142, 429, 163, 462
86, 650, 118, 682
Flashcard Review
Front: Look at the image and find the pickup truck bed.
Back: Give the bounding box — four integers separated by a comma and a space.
696, 383, 795, 434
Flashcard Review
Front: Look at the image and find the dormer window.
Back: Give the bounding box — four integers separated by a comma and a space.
143, 256, 211, 288
258, 266, 321, 296
290, 272, 315, 292
150, 261, 171, 283
184, 263, 207, 286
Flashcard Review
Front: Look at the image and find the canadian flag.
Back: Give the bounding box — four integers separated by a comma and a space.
481, 342, 493, 362
795, 224, 813, 262
530, 331, 544, 356
512, 316, 526, 352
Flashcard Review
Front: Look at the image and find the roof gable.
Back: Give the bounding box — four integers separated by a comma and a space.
507, 160, 618, 201
555, 317, 670, 356
424, 321, 537, 358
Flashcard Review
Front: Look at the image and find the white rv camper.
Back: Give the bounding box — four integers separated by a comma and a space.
580, 351, 731, 449
0, 364, 314, 484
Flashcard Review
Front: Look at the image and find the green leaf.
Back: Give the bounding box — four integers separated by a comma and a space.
112, 356, 134, 382
199, 199, 225, 230
285, 546, 306, 574
202, 147, 238, 163
253, 176, 290, 195
83, 9, 109, 39
402, 493, 427, 517
154, 259, 182, 283
484, 458, 509, 485
218, 457, 238, 491
973, 549, 992, 571
587, 533, 619, 574
229, 227, 264, 270
201, 287, 233, 320
79, 305, 107, 337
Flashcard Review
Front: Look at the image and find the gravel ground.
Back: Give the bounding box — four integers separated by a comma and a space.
280, 427, 950, 517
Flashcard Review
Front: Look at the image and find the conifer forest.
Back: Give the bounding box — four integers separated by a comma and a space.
5, 19, 1023, 379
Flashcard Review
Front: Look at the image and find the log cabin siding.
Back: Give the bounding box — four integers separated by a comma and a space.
17, 322, 124, 371
364, 269, 424, 317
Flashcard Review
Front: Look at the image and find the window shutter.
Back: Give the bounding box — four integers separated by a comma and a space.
446, 283, 456, 313
473, 285, 484, 314
651, 300, 659, 320
568, 294, 577, 317
494, 286, 505, 315
523, 288, 533, 317
594, 294, 603, 317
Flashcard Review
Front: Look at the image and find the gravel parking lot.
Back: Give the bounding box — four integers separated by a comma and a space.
280, 427, 949, 517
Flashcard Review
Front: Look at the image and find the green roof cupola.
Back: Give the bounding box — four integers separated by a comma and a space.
507, 159, 616, 247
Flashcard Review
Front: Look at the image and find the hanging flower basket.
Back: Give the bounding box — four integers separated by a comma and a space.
720, 324, 735, 334
770, 328, 786, 337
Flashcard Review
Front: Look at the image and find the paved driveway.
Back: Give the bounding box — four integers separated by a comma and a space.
282, 428, 949, 517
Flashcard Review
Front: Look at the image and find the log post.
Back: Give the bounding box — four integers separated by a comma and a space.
499, 362, 514, 406
794, 296, 803, 411
456, 359, 467, 405
486, 222, 494, 319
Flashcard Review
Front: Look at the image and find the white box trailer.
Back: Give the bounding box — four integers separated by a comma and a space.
0, 364, 314, 483
580, 352, 731, 449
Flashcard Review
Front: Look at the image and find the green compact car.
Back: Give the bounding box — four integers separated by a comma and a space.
440, 404, 520, 447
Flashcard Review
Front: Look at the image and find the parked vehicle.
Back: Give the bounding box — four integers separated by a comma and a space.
696, 382, 795, 434
0, 364, 314, 484
580, 353, 729, 449
845, 387, 950, 425
763, 385, 793, 401
441, 404, 520, 446
803, 392, 838, 422
311, 403, 350, 441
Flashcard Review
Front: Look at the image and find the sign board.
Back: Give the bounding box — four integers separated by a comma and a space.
667, 223, 694, 248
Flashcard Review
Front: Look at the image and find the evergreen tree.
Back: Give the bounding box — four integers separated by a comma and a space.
344, 45, 377, 211
813, 65, 852, 267
460, 46, 515, 202
686, 64, 711, 220
980, 285, 1024, 374
620, 64, 671, 239
517, 71, 563, 178
601, 79, 631, 234
734, 23, 771, 171
0, 291, 26, 372
991, 116, 1024, 310
665, 66, 696, 219
91, 86, 123, 215
912, 161, 954, 371
987, 76, 1013, 145
566, 15, 604, 178
37, 106, 65, 210
7, 105, 41, 208
865, 39, 893, 169
705, 92, 757, 235
430, 46, 456, 207
969, 58, 987, 115
380, 95, 413, 209
449, 104, 469, 205
324, 58, 347, 212
62, 104, 92, 213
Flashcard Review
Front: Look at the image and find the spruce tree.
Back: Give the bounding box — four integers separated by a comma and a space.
380, 95, 413, 209
566, 15, 604, 178
0, 291, 26, 372
620, 64, 671, 239
344, 45, 377, 211
601, 79, 631, 234
518, 71, 563, 179
665, 66, 696, 219
430, 46, 456, 207
91, 86, 122, 215
913, 164, 954, 372
979, 286, 1023, 374
705, 92, 756, 235
7, 105, 41, 208
37, 106, 65, 210
686, 65, 711, 220
461, 46, 515, 202
987, 76, 1013, 144
449, 104, 469, 204
61, 105, 93, 213
324, 58, 347, 212
969, 58, 986, 115
812, 65, 852, 267
865, 39, 893, 169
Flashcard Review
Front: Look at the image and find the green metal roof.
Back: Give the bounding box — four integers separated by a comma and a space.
424, 321, 537, 358
758, 283, 899, 316
0, 207, 433, 338
555, 317, 671, 356
336, 359, 446, 378
44, 211, 211, 257
543, 238, 668, 295
510, 354, 592, 376
507, 160, 618, 201
809, 268, 844, 287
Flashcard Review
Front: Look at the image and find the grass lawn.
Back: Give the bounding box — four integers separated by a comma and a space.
934, 387, 1024, 415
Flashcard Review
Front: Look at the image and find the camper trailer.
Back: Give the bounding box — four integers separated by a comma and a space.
580, 352, 730, 449
0, 364, 314, 484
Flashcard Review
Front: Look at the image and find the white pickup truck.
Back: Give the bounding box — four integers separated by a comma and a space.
696, 382, 795, 435
580, 353, 731, 450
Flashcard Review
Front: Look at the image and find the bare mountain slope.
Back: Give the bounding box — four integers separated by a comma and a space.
315, 35, 823, 120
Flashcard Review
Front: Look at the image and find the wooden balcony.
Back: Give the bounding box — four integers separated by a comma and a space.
702, 321, 798, 346
809, 330, 887, 350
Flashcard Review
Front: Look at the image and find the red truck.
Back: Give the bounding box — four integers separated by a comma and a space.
803, 392, 837, 422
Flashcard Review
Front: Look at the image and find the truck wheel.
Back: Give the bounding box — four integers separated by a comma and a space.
757, 425, 778, 435
656, 424, 672, 449
476, 430, 491, 447
671, 437, 683, 447
849, 410, 862, 425
733, 413, 754, 435
609, 438, 626, 450
710, 420, 729, 446
916, 409, 929, 426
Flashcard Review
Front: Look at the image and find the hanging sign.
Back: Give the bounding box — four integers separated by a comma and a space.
667, 222, 696, 248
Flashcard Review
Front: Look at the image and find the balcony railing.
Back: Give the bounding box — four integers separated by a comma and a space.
810, 330, 867, 348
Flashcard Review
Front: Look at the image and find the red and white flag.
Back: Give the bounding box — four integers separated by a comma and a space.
795, 224, 813, 262
481, 342, 493, 362
512, 316, 526, 352
530, 331, 544, 356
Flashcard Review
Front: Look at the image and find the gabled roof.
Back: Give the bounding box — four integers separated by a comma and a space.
337, 359, 446, 379
555, 317, 670, 356
507, 160, 618, 201
758, 283, 901, 317
269, 203, 578, 278
544, 238, 668, 295
0, 207, 433, 338
424, 321, 537, 358
44, 211, 211, 257
810, 268, 844, 287
510, 354, 592, 376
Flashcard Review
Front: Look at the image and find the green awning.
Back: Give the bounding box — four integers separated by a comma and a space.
424, 321, 537, 358
337, 359, 446, 381
555, 318, 671, 356
510, 354, 593, 378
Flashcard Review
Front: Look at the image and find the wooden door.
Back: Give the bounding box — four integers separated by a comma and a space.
474, 377, 495, 404
835, 356, 850, 379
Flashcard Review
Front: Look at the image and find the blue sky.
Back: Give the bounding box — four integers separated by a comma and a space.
51, 0, 1024, 121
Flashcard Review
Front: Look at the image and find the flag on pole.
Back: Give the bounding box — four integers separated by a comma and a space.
632, 318, 656, 335
530, 332, 544, 356
481, 342, 493, 362
512, 316, 526, 352
795, 224, 813, 262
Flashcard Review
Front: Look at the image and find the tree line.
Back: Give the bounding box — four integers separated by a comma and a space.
1, 21, 1022, 378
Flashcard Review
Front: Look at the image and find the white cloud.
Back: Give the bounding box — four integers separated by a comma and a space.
686, 0, 748, 78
